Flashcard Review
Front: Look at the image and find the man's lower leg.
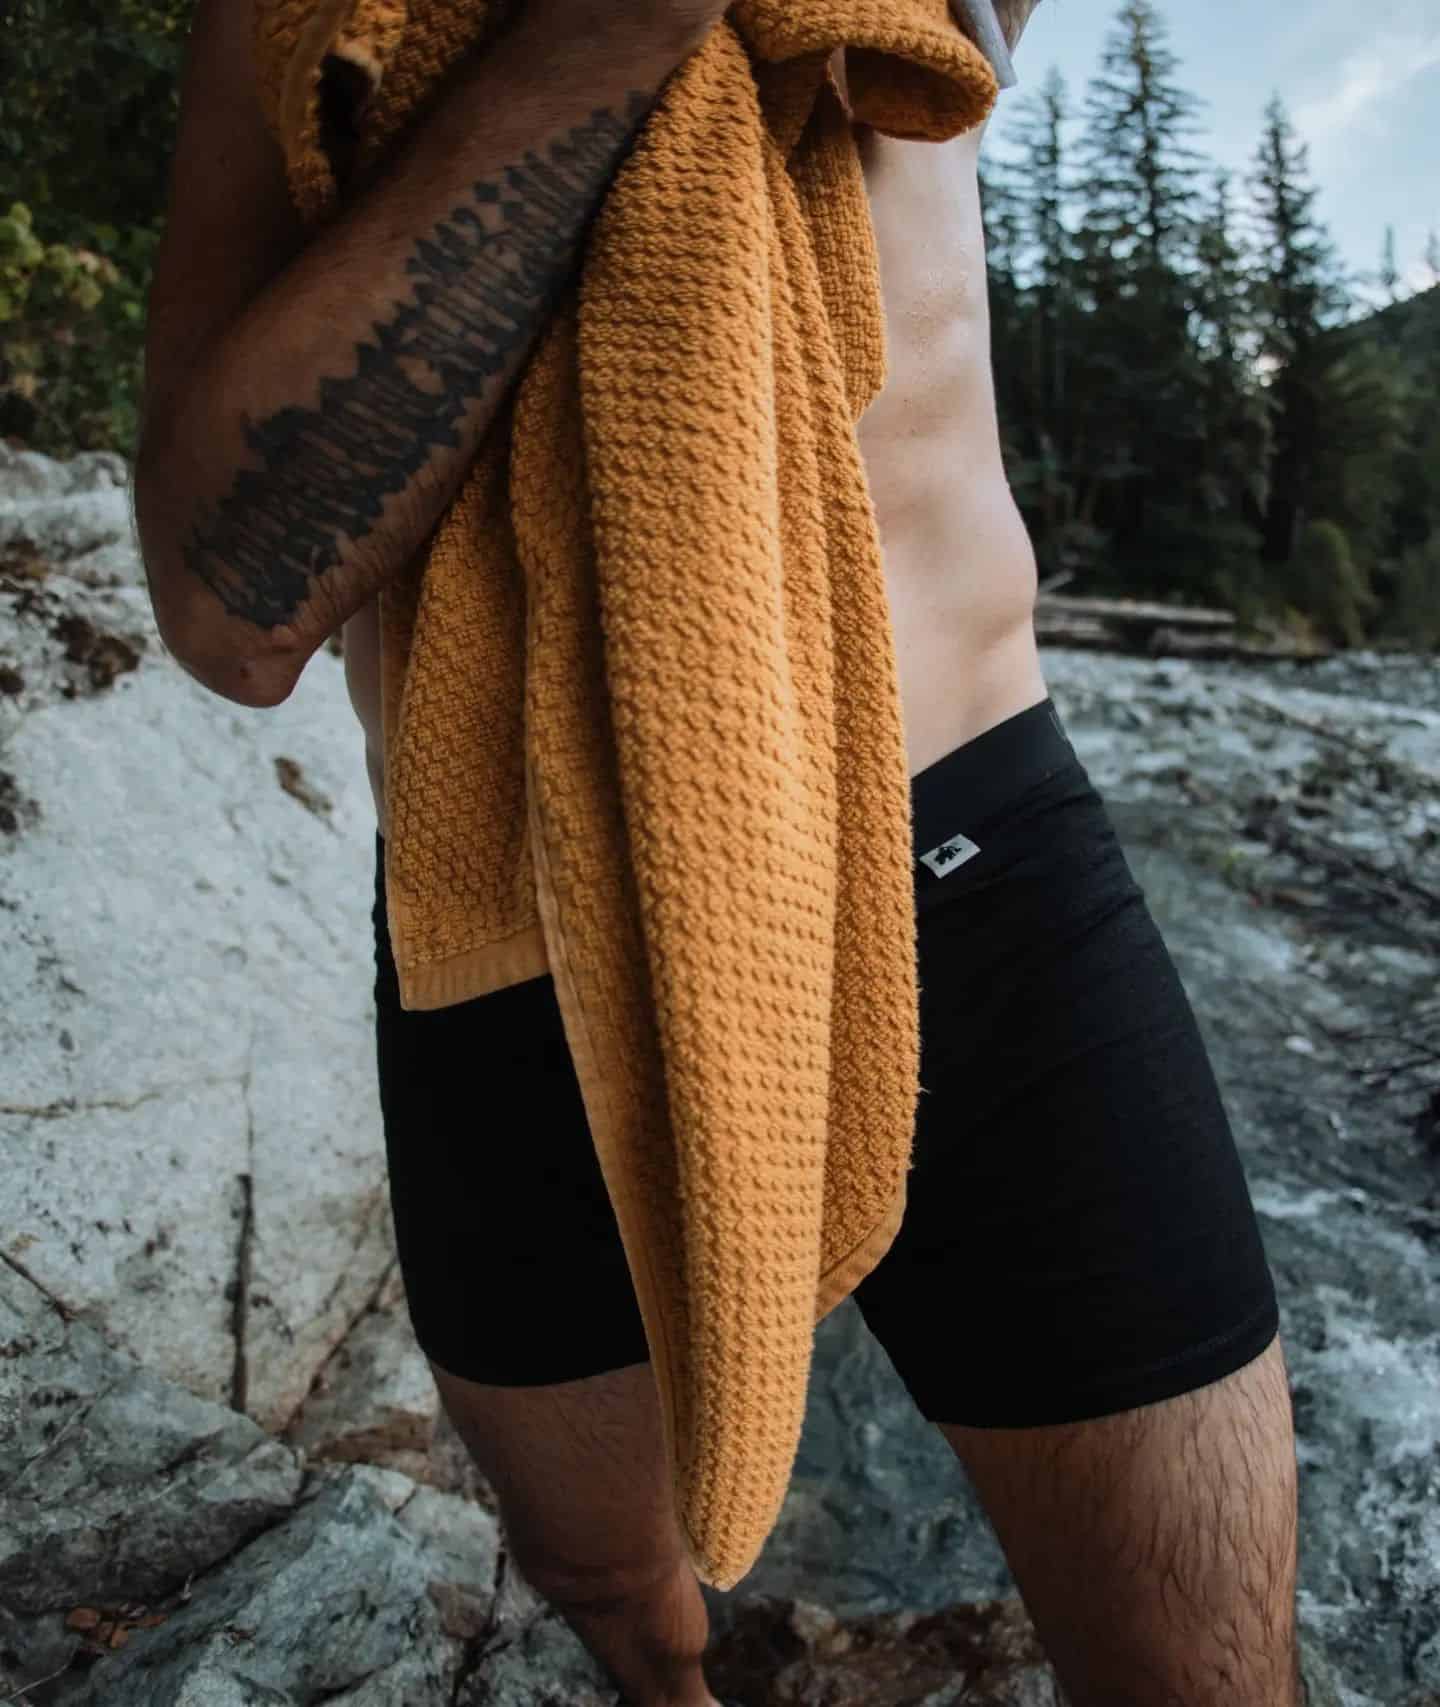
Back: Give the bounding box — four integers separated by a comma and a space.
518, 1549, 721, 1707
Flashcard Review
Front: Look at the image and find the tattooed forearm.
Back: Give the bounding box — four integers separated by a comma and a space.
182, 92, 653, 631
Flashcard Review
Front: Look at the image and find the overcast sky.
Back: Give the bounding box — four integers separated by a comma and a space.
991, 0, 1439, 299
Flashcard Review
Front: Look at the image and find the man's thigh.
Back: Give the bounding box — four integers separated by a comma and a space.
939, 1335, 1301, 1707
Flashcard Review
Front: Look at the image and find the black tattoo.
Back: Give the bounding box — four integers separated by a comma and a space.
182, 91, 655, 630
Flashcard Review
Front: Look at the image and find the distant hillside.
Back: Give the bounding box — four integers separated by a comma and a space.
1321, 284, 1440, 641
1352, 282, 1440, 358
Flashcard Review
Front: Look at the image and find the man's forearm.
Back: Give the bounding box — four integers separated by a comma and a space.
135, 8, 700, 705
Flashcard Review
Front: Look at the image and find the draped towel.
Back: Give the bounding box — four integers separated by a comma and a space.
251, 0, 995, 1590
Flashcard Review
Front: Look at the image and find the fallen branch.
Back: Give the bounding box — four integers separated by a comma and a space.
1362, 1056, 1440, 1086
1035, 592, 1236, 629
1233, 691, 1424, 765
1257, 813, 1440, 922
1035, 616, 1323, 662
2, 1657, 75, 1703
1309, 1022, 1440, 1060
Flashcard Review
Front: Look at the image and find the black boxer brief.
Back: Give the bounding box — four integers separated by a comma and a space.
371, 696, 1280, 1426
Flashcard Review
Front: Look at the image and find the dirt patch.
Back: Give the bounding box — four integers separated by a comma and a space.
274, 755, 333, 819
708, 1594, 1054, 1707
0, 770, 41, 836
50, 613, 145, 692
0, 542, 53, 584
0, 575, 58, 623
0, 664, 24, 695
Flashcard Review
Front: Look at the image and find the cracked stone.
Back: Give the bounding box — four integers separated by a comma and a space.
66, 1468, 503, 1707
281, 1270, 440, 1481
0, 1263, 302, 1616
1, 444, 389, 1428
283, 1265, 439, 1476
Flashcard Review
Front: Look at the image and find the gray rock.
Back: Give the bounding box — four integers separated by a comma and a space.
0, 1263, 303, 1616
0, 444, 73, 502
68, 1467, 500, 1706
0, 1601, 84, 1703
0, 441, 134, 569
0, 483, 134, 566
283, 1265, 439, 1477
1299, 1634, 1347, 1707
0, 443, 128, 503
456, 1609, 624, 1706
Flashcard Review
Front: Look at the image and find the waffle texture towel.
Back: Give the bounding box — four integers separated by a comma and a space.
252, 0, 995, 1590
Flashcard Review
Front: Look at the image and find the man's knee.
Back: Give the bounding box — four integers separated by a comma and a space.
510, 1537, 694, 1617
426, 1357, 691, 1616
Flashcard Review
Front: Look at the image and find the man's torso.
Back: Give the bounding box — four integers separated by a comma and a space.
343, 46, 1044, 818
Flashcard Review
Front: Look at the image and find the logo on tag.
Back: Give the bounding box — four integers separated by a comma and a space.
919, 831, 981, 878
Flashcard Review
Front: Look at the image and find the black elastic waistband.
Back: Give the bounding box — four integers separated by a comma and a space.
910, 698, 1078, 870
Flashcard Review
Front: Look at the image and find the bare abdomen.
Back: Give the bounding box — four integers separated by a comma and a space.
855, 123, 1047, 774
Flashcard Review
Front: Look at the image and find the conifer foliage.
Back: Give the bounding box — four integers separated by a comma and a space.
986, 2, 1437, 646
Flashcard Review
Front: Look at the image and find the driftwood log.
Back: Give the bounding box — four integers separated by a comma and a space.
1033, 590, 1330, 662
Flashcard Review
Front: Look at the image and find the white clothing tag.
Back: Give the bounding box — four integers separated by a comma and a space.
919, 831, 982, 878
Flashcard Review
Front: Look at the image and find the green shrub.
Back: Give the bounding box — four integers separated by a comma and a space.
1, 0, 187, 453
0, 202, 155, 450
1287, 518, 1380, 647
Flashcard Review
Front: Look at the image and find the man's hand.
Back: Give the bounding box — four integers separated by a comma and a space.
530, 0, 734, 62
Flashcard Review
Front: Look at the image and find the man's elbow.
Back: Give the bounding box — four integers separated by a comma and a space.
143, 564, 304, 708
136, 455, 307, 709
166, 631, 305, 708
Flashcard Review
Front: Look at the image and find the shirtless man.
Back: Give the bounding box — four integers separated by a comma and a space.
133, 3, 1304, 1703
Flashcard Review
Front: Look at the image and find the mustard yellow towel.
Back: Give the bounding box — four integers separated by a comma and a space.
252, 0, 995, 1591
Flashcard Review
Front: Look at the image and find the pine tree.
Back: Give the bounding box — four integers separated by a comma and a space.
1076, 0, 1206, 271
1288, 519, 1379, 647
1380, 227, 1400, 304
1177, 169, 1270, 612
1310, 329, 1406, 574
1248, 94, 1350, 568
977, 153, 1030, 481
993, 66, 1081, 567
1069, 0, 1209, 589
1022, 69, 1072, 415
